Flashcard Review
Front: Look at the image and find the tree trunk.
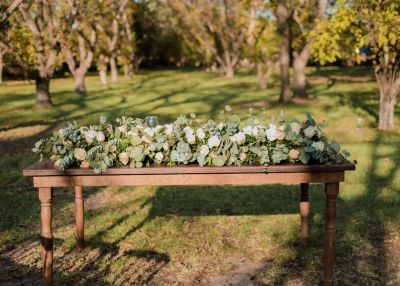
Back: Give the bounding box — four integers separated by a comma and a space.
224, 65, 235, 78
35, 75, 53, 109
378, 89, 396, 130
74, 71, 87, 96
277, 0, 291, 103
0, 49, 3, 85
123, 62, 134, 80
257, 63, 267, 89
99, 68, 108, 86
110, 56, 118, 83
123, 63, 129, 80
293, 55, 307, 98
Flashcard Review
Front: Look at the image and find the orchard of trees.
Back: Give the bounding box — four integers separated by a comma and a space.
0, 0, 399, 130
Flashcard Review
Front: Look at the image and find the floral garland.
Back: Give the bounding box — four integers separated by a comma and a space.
33, 107, 351, 173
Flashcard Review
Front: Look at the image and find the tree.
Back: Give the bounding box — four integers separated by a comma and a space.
277, 0, 291, 102
60, 0, 98, 96
245, 7, 279, 89
165, 0, 257, 78
18, 0, 61, 108
0, 0, 23, 25
291, 0, 328, 98
0, 0, 25, 84
119, 3, 136, 80
95, 0, 129, 84
312, 0, 400, 130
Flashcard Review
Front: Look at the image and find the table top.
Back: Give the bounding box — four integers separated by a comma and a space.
23, 159, 356, 177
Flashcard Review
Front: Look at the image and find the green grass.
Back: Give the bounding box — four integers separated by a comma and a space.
0, 66, 399, 285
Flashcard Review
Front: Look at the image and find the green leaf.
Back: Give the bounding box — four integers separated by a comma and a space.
299, 150, 310, 164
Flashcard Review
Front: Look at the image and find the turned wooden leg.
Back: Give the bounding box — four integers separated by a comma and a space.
39, 187, 53, 286
75, 186, 85, 250
300, 183, 310, 246
323, 182, 339, 286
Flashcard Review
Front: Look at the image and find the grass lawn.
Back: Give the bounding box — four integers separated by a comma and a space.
0, 67, 399, 285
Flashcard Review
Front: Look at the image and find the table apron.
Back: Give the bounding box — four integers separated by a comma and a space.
33, 172, 345, 187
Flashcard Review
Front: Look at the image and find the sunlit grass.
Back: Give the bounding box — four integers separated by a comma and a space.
0, 67, 399, 285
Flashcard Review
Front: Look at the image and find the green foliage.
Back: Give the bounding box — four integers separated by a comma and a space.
33, 109, 351, 173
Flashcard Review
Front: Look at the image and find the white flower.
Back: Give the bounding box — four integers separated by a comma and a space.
290, 122, 301, 134
183, 126, 193, 133
96, 131, 105, 142
196, 128, 205, 139
186, 133, 196, 144
184, 127, 196, 144
218, 122, 224, 130
144, 127, 155, 137
200, 145, 210, 156
154, 125, 162, 133
266, 124, 278, 141
230, 132, 246, 144
239, 152, 247, 161
127, 130, 137, 136
162, 142, 169, 150
118, 126, 126, 133
207, 136, 221, 148
74, 148, 86, 161
119, 152, 129, 165
312, 141, 325, 151
148, 144, 156, 151
155, 152, 164, 162
84, 130, 97, 144
252, 126, 258, 136
304, 126, 316, 138
243, 125, 253, 135
141, 135, 152, 144
164, 124, 173, 135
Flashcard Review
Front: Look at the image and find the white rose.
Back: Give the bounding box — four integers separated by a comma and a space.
207, 136, 220, 148
118, 126, 126, 133
230, 132, 246, 144
252, 126, 258, 136
218, 123, 224, 130
148, 144, 156, 151
162, 142, 169, 150
304, 126, 316, 138
144, 127, 155, 137
186, 133, 196, 144
200, 145, 210, 156
197, 128, 205, 139
243, 125, 253, 135
74, 148, 87, 161
119, 152, 129, 165
266, 124, 277, 141
290, 122, 301, 134
164, 124, 173, 135
155, 152, 164, 162
312, 141, 325, 151
96, 131, 105, 142
239, 152, 247, 161
183, 126, 193, 133
84, 130, 97, 144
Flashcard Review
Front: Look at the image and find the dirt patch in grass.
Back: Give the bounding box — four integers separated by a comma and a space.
208, 256, 269, 286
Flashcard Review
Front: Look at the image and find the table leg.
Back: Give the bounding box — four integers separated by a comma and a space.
300, 183, 309, 246
39, 187, 53, 286
75, 186, 85, 250
323, 182, 339, 286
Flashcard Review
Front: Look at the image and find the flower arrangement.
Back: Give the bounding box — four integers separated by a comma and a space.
32, 107, 351, 174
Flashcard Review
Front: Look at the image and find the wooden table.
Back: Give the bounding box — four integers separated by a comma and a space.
23, 159, 355, 285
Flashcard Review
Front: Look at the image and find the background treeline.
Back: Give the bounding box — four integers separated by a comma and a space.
0, 0, 399, 130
